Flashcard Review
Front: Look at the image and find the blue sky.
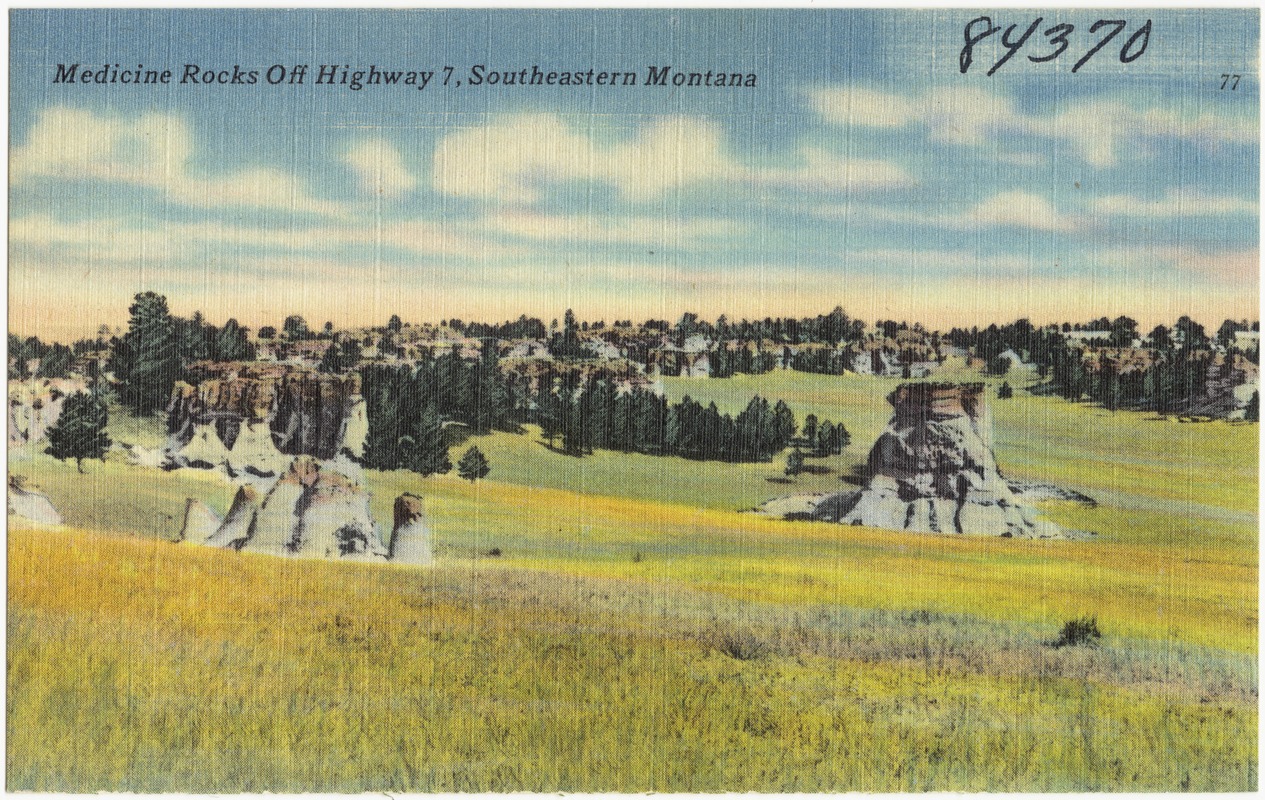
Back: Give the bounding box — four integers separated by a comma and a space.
9, 8, 1259, 341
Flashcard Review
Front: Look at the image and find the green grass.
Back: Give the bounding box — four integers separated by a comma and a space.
7, 366, 1258, 791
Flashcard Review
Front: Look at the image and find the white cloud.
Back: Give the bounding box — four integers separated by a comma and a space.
753, 147, 913, 191
10, 213, 506, 265
344, 137, 417, 199
808, 85, 1257, 168
810, 87, 919, 128
817, 190, 1080, 233
482, 211, 733, 246
434, 114, 737, 204
1091, 190, 1257, 217
11, 106, 340, 216
433, 114, 912, 204
956, 191, 1075, 232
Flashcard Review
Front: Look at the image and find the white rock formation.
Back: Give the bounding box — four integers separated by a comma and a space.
814, 383, 1064, 538
204, 485, 263, 549
172, 423, 232, 470
226, 421, 290, 477
389, 493, 433, 566
177, 499, 223, 544
7, 475, 62, 525
343, 397, 369, 459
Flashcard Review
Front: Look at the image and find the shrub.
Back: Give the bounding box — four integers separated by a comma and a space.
1052, 616, 1102, 648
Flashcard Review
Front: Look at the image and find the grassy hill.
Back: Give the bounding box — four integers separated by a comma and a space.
7, 369, 1258, 791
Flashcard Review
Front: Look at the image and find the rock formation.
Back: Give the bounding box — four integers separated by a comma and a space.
8, 378, 87, 447
182, 455, 430, 564
177, 499, 222, 544
389, 493, 433, 566
165, 363, 363, 474
814, 383, 1064, 538
8, 475, 62, 525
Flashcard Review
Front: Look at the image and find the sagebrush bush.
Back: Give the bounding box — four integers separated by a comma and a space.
1053, 616, 1102, 648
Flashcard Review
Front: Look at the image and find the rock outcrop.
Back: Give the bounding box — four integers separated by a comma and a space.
177, 499, 222, 544
8, 378, 87, 446
388, 493, 433, 565
182, 455, 429, 564
8, 475, 62, 525
165, 363, 363, 474
814, 383, 1064, 538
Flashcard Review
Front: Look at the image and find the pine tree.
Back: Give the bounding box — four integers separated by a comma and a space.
801, 413, 818, 445
283, 314, 310, 340
360, 364, 407, 469
45, 391, 112, 472
1246, 391, 1259, 422
400, 400, 451, 476
785, 447, 805, 477
457, 445, 491, 482
112, 292, 180, 416
35, 343, 73, 379
998, 381, 1014, 399
213, 318, 255, 362
318, 338, 363, 374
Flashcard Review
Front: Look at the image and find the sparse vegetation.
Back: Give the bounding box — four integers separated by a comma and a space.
1052, 616, 1102, 648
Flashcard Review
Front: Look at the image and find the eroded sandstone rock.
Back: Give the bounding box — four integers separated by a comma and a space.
814, 383, 1064, 538
165, 363, 362, 474
7, 475, 62, 525
389, 493, 433, 566
183, 456, 429, 564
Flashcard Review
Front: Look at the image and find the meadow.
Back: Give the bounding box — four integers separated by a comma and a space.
7, 367, 1258, 791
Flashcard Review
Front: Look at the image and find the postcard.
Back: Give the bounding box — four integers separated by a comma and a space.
7, 7, 1258, 792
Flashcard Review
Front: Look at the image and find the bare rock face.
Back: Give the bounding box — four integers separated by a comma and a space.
165, 363, 362, 474
204, 485, 263, 549
815, 383, 1063, 538
177, 499, 222, 544
389, 493, 433, 566
187, 455, 397, 561
7, 475, 62, 525
8, 378, 86, 446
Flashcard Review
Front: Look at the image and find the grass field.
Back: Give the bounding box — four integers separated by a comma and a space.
7, 368, 1258, 791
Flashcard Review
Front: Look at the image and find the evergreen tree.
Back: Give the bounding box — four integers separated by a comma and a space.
1246, 391, 1259, 422
399, 399, 451, 476
283, 314, 310, 340
318, 338, 363, 373
785, 447, 805, 477
801, 414, 818, 446
997, 381, 1013, 399
472, 339, 508, 433
457, 445, 491, 482
387, 314, 403, 333
258, 325, 277, 340
213, 318, 255, 362
112, 292, 180, 416
35, 343, 73, 379
45, 391, 112, 472
360, 365, 407, 469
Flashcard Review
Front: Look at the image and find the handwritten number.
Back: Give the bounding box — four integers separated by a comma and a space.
1072, 20, 1126, 72
960, 16, 1001, 74
988, 18, 1042, 76
963, 16, 1150, 75
1029, 22, 1073, 63
1119, 20, 1151, 63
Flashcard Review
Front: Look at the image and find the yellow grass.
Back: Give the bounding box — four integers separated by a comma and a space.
7, 523, 1257, 792
7, 368, 1257, 791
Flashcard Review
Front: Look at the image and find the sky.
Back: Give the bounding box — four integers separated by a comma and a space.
8, 8, 1260, 342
